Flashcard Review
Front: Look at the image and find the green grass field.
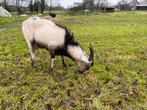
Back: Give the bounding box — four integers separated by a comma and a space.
0, 12, 147, 110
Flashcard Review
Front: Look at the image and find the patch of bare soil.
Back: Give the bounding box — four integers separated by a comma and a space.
0, 23, 21, 31
139, 12, 147, 15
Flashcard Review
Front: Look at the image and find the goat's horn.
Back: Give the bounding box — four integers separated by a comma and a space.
88, 43, 94, 66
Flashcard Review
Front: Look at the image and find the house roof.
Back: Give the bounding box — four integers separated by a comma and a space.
136, 4, 147, 6
0, 7, 12, 17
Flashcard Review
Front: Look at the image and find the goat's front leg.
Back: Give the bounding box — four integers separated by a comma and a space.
49, 49, 55, 70
50, 58, 55, 69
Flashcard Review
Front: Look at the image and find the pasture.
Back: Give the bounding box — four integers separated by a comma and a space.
0, 12, 147, 110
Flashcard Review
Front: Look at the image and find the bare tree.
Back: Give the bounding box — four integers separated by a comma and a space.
29, 0, 34, 13
29, 0, 46, 14
131, 0, 140, 6
16, 0, 25, 14
40, 0, 45, 14
118, 0, 132, 11
82, 0, 88, 10
33, 0, 39, 13
119, 0, 128, 4
131, 0, 140, 10
3, 0, 9, 11
95, 0, 101, 12
95, 0, 108, 12
134, 0, 139, 4
49, 0, 52, 13
82, 0, 95, 11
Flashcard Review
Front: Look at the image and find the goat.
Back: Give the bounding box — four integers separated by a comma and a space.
22, 17, 94, 73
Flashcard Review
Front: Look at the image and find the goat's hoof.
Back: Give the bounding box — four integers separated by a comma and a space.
62, 64, 66, 67
48, 66, 53, 71
48, 68, 53, 73
32, 62, 37, 67
49, 68, 53, 71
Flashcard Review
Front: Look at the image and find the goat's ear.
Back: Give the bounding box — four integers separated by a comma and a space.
71, 33, 74, 37
70, 33, 74, 41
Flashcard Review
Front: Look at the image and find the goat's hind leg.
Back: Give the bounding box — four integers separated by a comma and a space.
28, 41, 36, 67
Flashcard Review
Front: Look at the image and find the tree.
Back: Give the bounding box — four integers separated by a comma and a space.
29, 0, 47, 14
3, 0, 9, 11
133, 0, 139, 4
33, 0, 39, 14
95, 0, 101, 12
130, 0, 140, 6
40, 0, 45, 14
129, 0, 140, 11
16, 0, 25, 14
82, 0, 95, 11
95, 0, 108, 12
117, 0, 132, 11
82, 0, 87, 10
29, 0, 34, 13
49, 0, 52, 13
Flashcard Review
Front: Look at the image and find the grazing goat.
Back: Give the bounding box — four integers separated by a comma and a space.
22, 17, 94, 73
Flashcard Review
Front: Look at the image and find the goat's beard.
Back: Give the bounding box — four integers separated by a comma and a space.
77, 61, 90, 73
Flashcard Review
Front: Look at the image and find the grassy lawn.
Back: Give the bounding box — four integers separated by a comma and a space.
0, 12, 147, 110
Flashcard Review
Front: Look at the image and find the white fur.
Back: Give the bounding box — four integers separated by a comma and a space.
67, 45, 89, 63
50, 59, 54, 69
22, 17, 65, 50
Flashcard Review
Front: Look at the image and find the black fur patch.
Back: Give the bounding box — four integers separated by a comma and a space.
64, 27, 79, 46
31, 38, 48, 50
55, 48, 72, 58
56, 24, 82, 49
55, 24, 83, 59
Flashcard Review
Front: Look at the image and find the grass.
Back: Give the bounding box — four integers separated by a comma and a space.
0, 12, 147, 110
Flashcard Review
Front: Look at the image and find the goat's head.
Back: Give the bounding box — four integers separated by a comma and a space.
76, 44, 94, 73
63, 27, 94, 73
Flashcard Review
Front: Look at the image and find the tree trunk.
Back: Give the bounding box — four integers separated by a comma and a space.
40, 0, 45, 14
29, 0, 34, 13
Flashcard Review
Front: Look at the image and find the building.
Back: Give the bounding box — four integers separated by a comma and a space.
136, 4, 147, 10
101, 7, 115, 13
0, 6, 12, 17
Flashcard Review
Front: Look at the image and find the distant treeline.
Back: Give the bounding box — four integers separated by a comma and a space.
0, 0, 64, 14
0, 0, 144, 14
70, 0, 141, 13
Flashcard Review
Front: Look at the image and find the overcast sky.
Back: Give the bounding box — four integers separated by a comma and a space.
0, 0, 144, 8
57, 0, 144, 8
59, 0, 119, 8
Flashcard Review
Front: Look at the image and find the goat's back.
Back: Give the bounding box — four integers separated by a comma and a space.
22, 17, 66, 49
